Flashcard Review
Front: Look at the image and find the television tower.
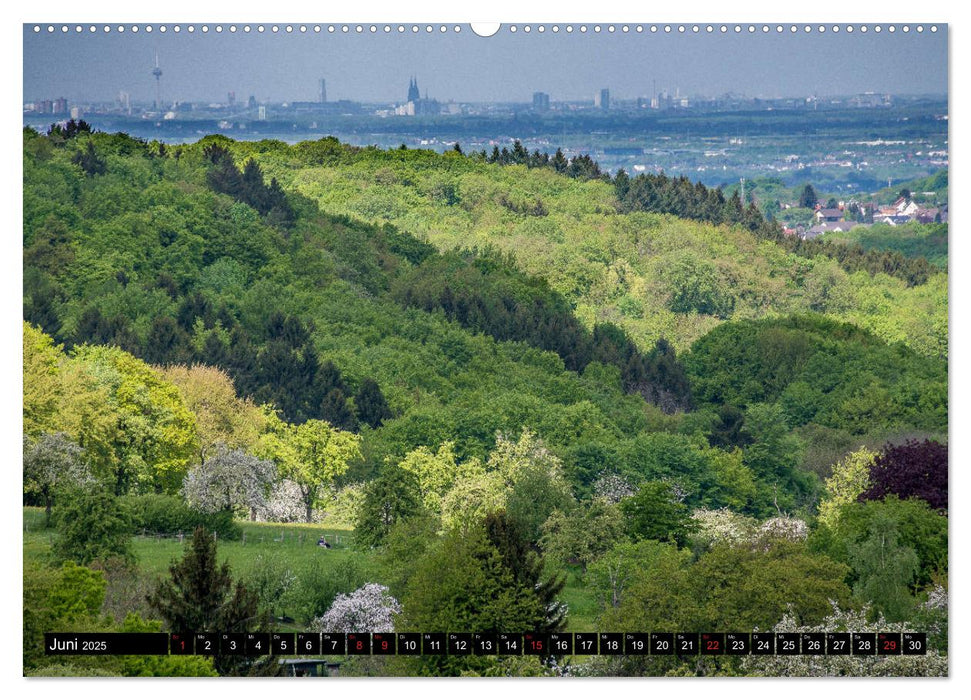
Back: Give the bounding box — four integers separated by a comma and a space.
152, 50, 163, 110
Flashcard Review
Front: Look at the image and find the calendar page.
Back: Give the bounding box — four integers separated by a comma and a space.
21, 17, 948, 681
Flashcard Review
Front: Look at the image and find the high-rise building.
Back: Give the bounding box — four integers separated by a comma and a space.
532, 91, 550, 111
53, 97, 68, 114
596, 88, 610, 111
227, 91, 236, 106
248, 95, 257, 109
319, 79, 327, 103
258, 105, 267, 121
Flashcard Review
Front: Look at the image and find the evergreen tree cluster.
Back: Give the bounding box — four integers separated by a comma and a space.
68, 302, 391, 431
393, 252, 691, 412
204, 144, 295, 228
483, 140, 605, 180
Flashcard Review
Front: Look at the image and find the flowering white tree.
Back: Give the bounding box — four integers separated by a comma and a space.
313, 583, 401, 633
690, 507, 758, 548
591, 472, 636, 504
182, 445, 276, 516
23, 432, 92, 520
755, 515, 809, 545
252, 479, 307, 522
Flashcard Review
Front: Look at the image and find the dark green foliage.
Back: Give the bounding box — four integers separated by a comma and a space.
52, 490, 134, 566
72, 141, 107, 176
706, 404, 752, 449
810, 496, 947, 590
147, 527, 269, 675
204, 146, 294, 228
619, 481, 695, 547
47, 119, 93, 140
392, 250, 692, 412
484, 511, 566, 633
799, 184, 819, 209
123, 494, 241, 540
354, 464, 423, 548
355, 378, 392, 428
503, 466, 574, 546
398, 523, 558, 675
685, 315, 947, 436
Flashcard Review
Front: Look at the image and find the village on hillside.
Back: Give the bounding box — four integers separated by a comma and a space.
782, 194, 948, 240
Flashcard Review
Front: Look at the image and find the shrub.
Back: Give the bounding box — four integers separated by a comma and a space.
123, 494, 241, 540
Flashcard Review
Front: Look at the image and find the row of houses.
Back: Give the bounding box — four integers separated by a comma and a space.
784, 197, 947, 240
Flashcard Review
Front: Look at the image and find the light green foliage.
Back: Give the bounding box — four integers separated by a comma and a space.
119, 614, 218, 677
397, 441, 467, 514
284, 145, 944, 358
660, 250, 736, 318
47, 561, 108, 621
587, 540, 681, 611
540, 499, 626, 572
486, 428, 563, 487
440, 468, 505, 533
258, 414, 362, 522
600, 540, 850, 633
68, 345, 199, 494
432, 429, 573, 537
23, 321, 63, 437
818, 447, 878, 528
161, 364, 270, 462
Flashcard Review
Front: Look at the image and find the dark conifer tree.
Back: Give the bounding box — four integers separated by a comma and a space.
355, 378, 392, 429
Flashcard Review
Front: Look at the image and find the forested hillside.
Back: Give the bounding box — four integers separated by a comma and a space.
23, 126, 947, 677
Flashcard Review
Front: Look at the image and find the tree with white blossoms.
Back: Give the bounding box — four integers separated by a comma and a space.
23, 432, 93, 522
182, 446, 276, 518
591, 472, 636, 504
755, 515, 808, 543
313, 583, 401, 633
487, 428, 562, 487
690, 508, 807, 552
252, 479, 306, 523
818, 447, 877, 528
741, 601, 947, 677
690, 507, 758, 550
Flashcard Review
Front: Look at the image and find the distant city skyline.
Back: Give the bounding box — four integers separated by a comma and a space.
23, 24, 947, 105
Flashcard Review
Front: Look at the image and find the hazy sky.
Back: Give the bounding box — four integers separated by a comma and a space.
23, 24, 948, 104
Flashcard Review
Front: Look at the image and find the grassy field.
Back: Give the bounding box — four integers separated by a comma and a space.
23, 507, 602, 631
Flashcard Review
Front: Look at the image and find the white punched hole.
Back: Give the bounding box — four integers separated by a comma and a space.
471, 23, 500, 37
